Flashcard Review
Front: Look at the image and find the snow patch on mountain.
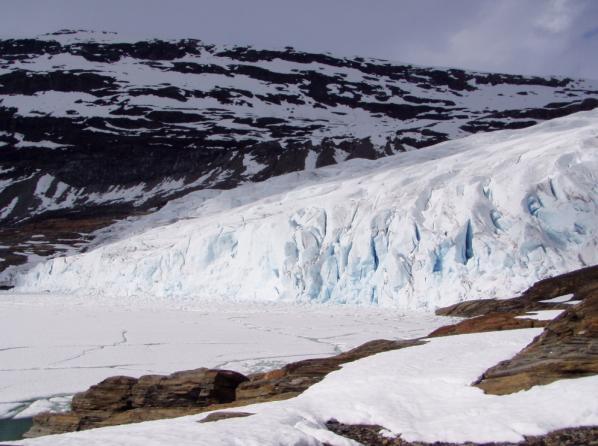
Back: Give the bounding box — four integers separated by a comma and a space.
13, 111, 598, 309
1, 30, 597, 228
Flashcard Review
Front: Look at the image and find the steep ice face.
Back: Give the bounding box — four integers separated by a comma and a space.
13, 111, 598, 309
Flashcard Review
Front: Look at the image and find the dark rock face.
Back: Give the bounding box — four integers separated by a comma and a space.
325, 420, 598, 446
0, 211, 136, 280
129, 368, 247, 408
1, 30, 597, 276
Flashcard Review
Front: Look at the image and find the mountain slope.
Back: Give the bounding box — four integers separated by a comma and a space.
1, 29, 597, 229
12, 110, 598, 308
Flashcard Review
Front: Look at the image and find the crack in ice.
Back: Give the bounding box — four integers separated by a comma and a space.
48, 330, 128, 366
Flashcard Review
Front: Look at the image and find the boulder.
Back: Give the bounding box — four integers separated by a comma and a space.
71, 376, 136, 414
130, 368, 247, 408
27, 368, 248, 437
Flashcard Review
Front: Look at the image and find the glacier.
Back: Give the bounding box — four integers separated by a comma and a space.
12, 110, 598, 309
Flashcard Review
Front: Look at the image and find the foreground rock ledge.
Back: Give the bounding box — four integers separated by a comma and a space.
26, 369, 248, 437
432, 264, 598, 395
475, 274, 598, 394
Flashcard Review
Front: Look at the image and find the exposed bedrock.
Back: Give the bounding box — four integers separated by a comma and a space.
26, 368, 248, 437
434, 265, 598, 395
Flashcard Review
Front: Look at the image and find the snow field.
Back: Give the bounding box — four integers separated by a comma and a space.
7, 329, 598, 445
0, 293, 451, 419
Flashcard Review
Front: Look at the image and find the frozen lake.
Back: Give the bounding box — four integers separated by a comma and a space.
0, 292, 453, 420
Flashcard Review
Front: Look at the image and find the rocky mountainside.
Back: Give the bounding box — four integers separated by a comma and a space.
1, 30, 598, 275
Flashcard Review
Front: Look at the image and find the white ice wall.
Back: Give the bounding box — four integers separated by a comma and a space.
14, 111, 598, 309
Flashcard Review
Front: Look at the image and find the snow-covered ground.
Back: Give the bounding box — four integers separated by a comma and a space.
515, 309, 565, 321
0, 292, 451, 420
11, 110, 598, 308
6, 328, 598, 445
539, 293, 574, 304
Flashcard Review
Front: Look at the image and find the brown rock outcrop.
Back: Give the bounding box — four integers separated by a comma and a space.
26, 368, 248, 437
431, 265, 598, 395
432, 265, 598, 337
475, 278, 598, 395
25, 412, 82, 438
71, 376, 137, 414
129, 368, 246, 408
428, 312, 548, 337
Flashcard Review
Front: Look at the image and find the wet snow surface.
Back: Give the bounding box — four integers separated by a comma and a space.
0, 292, 451, 420
5, 329, 598, 445
11, 110, 598, 308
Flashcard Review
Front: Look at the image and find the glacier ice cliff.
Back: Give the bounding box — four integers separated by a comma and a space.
13, 111, 598, 309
